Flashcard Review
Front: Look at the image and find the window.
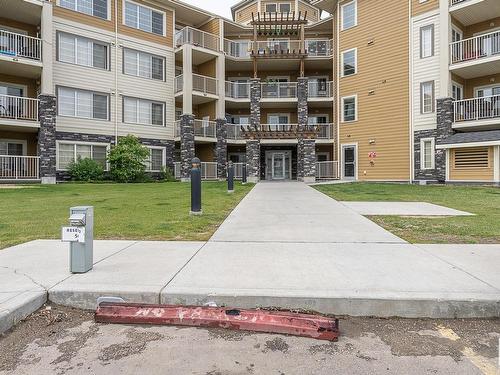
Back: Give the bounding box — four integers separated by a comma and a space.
59, 0, 108, 19
146, 147, 164, 171
123, 97, 164, 126
265, 3, 277, 13
123, 48, 164, 81
341, 0, 357, 30
420, 138, 435, 170
342, 95, 357, 122
420, 81, 434, 114
452, 82, 463, 100
57, 142, 108, 170
279, 3, 291, 13
0, 140, 25, 156
124, 0, 164, 35
57, 87, 109, 120
342, 48, 357, 76
420, 25, 434, 58
58, 32, 108, 70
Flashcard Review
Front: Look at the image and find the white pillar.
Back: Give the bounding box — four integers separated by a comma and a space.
41, 1, 54, 95
438, 0, 450, 98
216, 54, 226, 119
494, 146, 500, 183
182, 45, 193, 115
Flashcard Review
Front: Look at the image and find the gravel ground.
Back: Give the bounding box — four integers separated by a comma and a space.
0, 304, 498, 375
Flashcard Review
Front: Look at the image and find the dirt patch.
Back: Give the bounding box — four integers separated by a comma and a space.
0, 304, 93, 372
98, 329, 164, 363
207, 328, 253, 342
263, 337, 289, 353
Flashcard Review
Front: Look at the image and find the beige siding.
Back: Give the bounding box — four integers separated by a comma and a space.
411, 0, 439, 17
199, 18, 220, 36
0, 131, 38, 155
235, 2, 258, 23
298, 1, 320, 22
449, 147, 494, 181
260, 1, 296, 13
339, 0, 410, 181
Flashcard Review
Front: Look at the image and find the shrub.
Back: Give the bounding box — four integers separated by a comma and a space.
108, 135, 150, 183
159, 166, 176, 182
68, 158, 105, 182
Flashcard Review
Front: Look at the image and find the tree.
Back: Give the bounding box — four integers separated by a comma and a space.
108, 135, 150, 183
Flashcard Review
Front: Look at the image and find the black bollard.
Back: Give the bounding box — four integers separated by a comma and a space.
227, 161, 234, 193
242, 163, 247, 185
190, 157, 202, 215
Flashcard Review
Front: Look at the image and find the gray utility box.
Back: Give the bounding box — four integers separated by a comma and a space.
69, 206, 94, 273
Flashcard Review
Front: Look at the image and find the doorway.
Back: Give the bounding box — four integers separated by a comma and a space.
265, 150, 292, 180
342, 144, 357, 180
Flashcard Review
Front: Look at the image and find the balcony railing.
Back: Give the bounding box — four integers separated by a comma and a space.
225, 81, 251, 99
450, 0, 468, 5
305, 39, 334, 57
316, 161, 339, 180
175, 75, 183, 93
0, 155, 40, 180
251, 40, 305, 56
174, 119, 217, 138
261, 82, 297, 98
227, 123, 249, 140
233, 162, 245, 178
175, 27, 220, 52
227, 123, 335, 139
314, 123, 335, 139
193, 74, 218, 95
453, 95, 500, 122
0, 30, 42, 61
450, 30, 500, 65
223, 39, 251, 58
174, 161, 218, 180
0, 95, 39, 121
308, 81, 334, 98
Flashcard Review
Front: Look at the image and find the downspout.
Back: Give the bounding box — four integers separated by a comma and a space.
408, 0, 413, 184
336, 1, 340, 179
114, 0, 119, 145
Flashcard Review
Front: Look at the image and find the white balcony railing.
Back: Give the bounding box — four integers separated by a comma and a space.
227, 123, 249, 140
261, 82, 297, 98
308, 81, 334, 98
173, 162, 218, 180
305, 39, 334, 57
223, 39, 251, 58
251, 40, 305, 55
193, 73, 218, 96
450, 0, 468, 5
453, 95, 500, 122
450, 30, 500, 65
175, 26, 220, 52
175, 75, 183, 93
314, 123, 335, 139
0, 95, 39, 121
225, 81, 251, 99
0, 30, 42, 61
0, 155, 40, 180
174, 119, 217, 138
316, 161, 339, 180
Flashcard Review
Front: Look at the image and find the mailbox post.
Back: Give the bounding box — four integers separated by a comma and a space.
62, 206, 94, 273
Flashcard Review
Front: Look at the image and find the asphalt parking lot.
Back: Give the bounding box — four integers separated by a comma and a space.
0, 304, 498, 375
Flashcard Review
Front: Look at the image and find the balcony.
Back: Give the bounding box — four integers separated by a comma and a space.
453, 95, 500, 130
175, 74, 219, 101
316, 161, 339, 180
261, 82, 297, 99
225, 81, 251, 100
223, 39, 251, 59
174, 161, 218, 180
227, 123, 335, 140
449, 0, 500, 27
251, 41, 306, 58
0, 155, 40, 181
0, 95, 39, 128
175, 27, 220, 53
450, 30, 500, 78
0, 30, 42, 61
308, 81, 334, 99
174, 119, 217, 139
305, 39, 334, 57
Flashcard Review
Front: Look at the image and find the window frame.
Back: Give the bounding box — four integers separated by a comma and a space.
341, 48, 357, 77
341, 95, 358, 123
123, 0, 166, 36
122, 96, 166, 126
420, 137, 435, 170
145, 146, 166, 172
279, 3, 291, 13
122, 47, 165, 81
265, 3, 278, 13
56, 140, 110, 171
58, 0, 110, 20
420, 24, 434, 59
56, 86, 110, 121
420, 81, 435, 114
341, 0, 357, 31
57, 31, 110, 71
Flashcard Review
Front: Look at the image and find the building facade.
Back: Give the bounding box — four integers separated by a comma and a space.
0, 0, 499, 184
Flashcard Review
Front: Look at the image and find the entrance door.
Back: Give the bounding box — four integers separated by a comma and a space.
342, 145, 356, 180
272, 153, 285, 180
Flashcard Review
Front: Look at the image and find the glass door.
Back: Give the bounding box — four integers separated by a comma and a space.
342, 145, 356, 180
272, 153, 285, 180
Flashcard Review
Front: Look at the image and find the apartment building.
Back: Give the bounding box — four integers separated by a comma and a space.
0, 0, 499, 185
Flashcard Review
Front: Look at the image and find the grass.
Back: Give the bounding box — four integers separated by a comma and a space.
314, 183, 500, 244
0, 182, 253, 250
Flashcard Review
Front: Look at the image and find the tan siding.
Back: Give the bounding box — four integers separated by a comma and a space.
196, 143, 216, 161
235, 3, 258, 23
463, 73, 500, 98
411, 0, 439, 17
464, 17, 500, 38
260, 1, 296, 13
0, 131, 38, 155
449, 147, 494, 181
199, 19, 220, 36
195, 59, 217, 78
260, 108, 298, 123
0, 74, 38, 98
0, 17, 38, 36
339, 0, 410, 181
52, 0, 115, 32
194, 102, 217, 120
298, 1, 319, 22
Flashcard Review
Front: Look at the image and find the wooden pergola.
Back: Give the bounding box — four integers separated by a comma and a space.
250, 11, 308, 78
241, 125, 319, 140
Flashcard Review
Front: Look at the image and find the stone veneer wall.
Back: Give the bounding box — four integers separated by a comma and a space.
38, 94, 57, 184
297, 77, 308, 130
250, 78, 261, 130
297, 138, 316, 183
246, 139, 260, 183
215, 119, 228, 179
179, 114, 195, 181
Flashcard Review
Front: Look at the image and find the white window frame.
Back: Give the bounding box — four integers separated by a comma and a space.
420, 81, 435, 114
341, 48, 357, 77
341, 95, 358, 122
123, 0, 166, 36
0, 82, 28, 97
122, 96, 165, 126
146, 146, 165, 172
57, 0, 111, 20
0, 139, 27, 156
122, 48, 165, 81
341, 0, 357, 31
56, 141, 110, 171
420, 137, 435, 170
420, 24, 434, 59
267, 113, 290, 124
451, 81, 464, 101
57, 32, 109, 70
57, 86, 110, 121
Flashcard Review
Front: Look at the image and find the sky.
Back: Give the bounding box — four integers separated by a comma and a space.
179, 0, 237, 19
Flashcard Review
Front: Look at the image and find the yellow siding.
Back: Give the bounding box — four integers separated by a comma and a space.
339, 0, 410, 181
411, 0, 439, 17
449, 147, 494, 181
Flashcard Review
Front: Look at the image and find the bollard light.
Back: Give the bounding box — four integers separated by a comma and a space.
242, 163, 247, 185
190, 157, 202, 215
227, 161, 234, 193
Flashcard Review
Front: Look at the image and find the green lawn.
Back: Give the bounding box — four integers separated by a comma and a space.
314, 183, 500, 244
0, 182, 253, 250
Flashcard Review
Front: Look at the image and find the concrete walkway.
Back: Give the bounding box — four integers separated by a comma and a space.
341, 201, 473, 216
1, 182, 499, 334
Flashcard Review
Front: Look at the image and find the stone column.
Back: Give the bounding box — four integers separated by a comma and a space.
436, 97, 454, 182
164, 140, 175, 175
216, 118, 228, 179
246, 139, 260, 183
250, 78, 261, 130
297, 138, 316, 183
297, 77, 308, 130
38, 94, 57, 184
180, 114, 195, 182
